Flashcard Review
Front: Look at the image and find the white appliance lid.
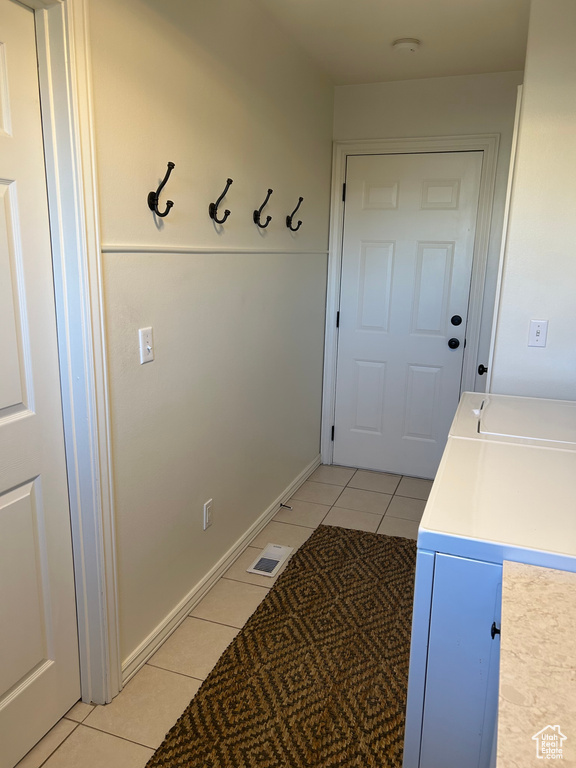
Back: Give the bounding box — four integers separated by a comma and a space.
449, 392, 576, 447
479, 395, 576, 445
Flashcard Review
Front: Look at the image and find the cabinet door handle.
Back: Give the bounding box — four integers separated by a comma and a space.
491, 622, 501, 639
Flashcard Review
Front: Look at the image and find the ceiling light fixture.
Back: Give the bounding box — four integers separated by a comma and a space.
392, 38, 421, 53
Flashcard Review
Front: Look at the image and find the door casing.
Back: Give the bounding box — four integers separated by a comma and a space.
321, 135, 500, 465
22, 0, 120, 704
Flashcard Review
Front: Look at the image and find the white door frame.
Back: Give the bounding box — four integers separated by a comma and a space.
321, 135, 500, 465
21, 0, 121, 704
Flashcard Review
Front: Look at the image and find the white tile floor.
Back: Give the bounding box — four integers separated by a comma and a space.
17, 465, 432, 768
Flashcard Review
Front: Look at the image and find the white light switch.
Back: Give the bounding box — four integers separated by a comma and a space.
528, 319, 548, 347
139, 327, 154, 363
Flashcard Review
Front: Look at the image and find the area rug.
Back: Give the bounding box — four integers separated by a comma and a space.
146, 525, 417, 768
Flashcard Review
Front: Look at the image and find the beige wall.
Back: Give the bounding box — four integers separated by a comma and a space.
334, 72, 523, 385
88, 0, 333, 663
490, 0, 576, 398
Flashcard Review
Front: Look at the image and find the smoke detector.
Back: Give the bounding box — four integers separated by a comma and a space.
392, 38, 421, 53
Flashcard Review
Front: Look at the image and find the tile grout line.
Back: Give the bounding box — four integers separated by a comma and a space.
220, 574, 281, 589
21, 722, 80, 768
178, 614, 247, 630
218, 576, 271, 592
188, 609, 264, 631
187, 612, 270, 632
145, 661, 205, 683
75, 722, 156, 752
63, 711, 93, 725
329, 505, 389, 517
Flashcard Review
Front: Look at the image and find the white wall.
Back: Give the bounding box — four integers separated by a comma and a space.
88, 0, 333, 664
490, 0, 576, 398
334, 72, 523, 386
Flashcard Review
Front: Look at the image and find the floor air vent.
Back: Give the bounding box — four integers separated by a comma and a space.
247, 543, 293, 578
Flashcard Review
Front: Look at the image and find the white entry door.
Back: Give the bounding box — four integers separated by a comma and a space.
333, 152, 482, 479
0, 2, 80, 766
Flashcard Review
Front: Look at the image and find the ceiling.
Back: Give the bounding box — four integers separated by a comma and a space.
256, 0, 530, 85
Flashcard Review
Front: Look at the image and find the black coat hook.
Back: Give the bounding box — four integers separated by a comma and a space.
286, 197, 304, 232
148, 162, 175, 217
209, 178, 233, 224
254, 188, 273, 228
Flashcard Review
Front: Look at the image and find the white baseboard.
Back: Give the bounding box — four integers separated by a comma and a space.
121, 453, 321, 683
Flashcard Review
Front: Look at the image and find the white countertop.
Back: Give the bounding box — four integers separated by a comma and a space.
497, 561, 576, 767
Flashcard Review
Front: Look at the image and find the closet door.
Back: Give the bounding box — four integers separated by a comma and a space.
0, 2, 80, 765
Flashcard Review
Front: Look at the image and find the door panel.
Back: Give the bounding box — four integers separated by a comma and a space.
353, 360, 386, 432
0, 484, 47, 695
0, 181, 27, 409
412, 242, 454, 335
0, 2, 80, 766
334, 152, 482, 478
358, 241, 394, 331
404, 365, 442, 440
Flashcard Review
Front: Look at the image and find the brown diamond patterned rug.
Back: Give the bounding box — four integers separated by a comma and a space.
146, 524, 417, 768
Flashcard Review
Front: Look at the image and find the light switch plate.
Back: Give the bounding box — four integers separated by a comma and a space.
528, 320, 548, 348
139, 327, 154, 363
203, 499, 213, 530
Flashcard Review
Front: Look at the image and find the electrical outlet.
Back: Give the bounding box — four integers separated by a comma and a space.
203, 499, 213, 530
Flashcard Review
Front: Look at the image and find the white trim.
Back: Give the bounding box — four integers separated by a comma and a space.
102, 244, 329, 255
487, 87, 523, 393
121, 454, 321, 683
32, 0, 121, 703
321, 135, 500, 464
25, 0, 61, 8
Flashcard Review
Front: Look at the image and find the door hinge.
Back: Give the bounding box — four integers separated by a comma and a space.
342, 183, 346, 202
336, 311, 340, 328
331, 426, 335, 441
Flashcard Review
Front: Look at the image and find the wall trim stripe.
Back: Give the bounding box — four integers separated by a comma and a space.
121, 453, 322, 684
102, 245, 329, 255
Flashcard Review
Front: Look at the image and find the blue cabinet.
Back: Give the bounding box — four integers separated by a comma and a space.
404, 552, 502, 768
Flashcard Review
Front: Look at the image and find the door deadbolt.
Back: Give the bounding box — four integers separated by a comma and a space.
451, 315, 462, 326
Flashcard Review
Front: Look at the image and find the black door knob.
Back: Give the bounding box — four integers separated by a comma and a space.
448, 338, 460, 349
478, 364, 488, 375
451, 315, 462, 326
491, 622, 501, 639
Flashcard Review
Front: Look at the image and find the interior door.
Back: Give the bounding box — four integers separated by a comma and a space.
0, 2, 80, 766
333, 151, 482, 478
